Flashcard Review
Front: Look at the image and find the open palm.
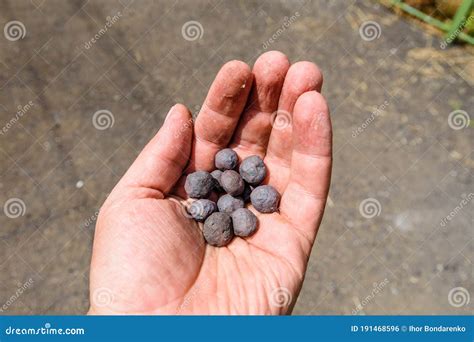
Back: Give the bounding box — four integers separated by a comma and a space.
89, 51, 332, 315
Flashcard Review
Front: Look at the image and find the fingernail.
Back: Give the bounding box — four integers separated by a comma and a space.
165, 104, 176, 122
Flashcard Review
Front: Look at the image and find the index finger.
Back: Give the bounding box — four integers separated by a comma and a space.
186, 60, 253, 172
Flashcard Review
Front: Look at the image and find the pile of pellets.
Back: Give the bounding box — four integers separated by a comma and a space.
185, 148, 280, 247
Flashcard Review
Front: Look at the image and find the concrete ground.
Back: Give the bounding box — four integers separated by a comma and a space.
0, 0, 472, 315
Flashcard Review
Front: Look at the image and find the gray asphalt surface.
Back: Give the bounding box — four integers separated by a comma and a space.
0, 0, 472, 314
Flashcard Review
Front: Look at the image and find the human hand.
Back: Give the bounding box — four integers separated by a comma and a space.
89, 51, 332, 315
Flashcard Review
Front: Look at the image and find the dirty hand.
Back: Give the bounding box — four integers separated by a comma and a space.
89, 51, 332, 314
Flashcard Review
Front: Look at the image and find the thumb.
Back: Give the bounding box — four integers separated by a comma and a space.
117, 104, 193, 196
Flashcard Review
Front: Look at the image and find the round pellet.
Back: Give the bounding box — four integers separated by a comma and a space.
210, 169, 224, 192
231, 208, 258, 237
203, 212, 234, 247
239, 155, 266, 186
217, 194, 244, 213
184, 171, 214, 199
250, 185, 280, 213
187, 199, 217, 222
215, 148, 238, 170
221, 170, 244, 196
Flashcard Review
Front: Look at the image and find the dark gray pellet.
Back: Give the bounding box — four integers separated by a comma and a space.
231, 208, 257, 237
239, 155, 266, 186
184, 171, 215, 198
210, 169, 224, 192
203, 212, 234, 247
215, 148, 238, 170
187, 199, 217, 222
221, 170, 244, 196
217, 194, 244, 213
250, 185, 280, 213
